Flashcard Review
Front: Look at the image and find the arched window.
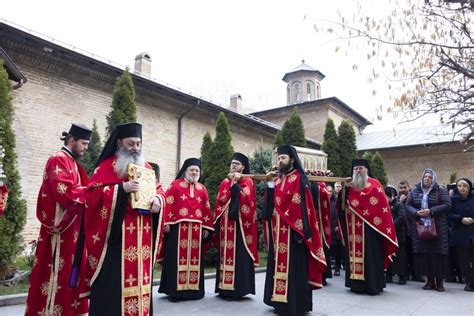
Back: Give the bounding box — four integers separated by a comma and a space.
316, 84, 320, 98
294, 83, 301, 103
306, 82, 312, 101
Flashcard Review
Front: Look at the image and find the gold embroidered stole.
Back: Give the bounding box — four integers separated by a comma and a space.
176, 222, 202, 291
271, 212, 291, 303
218, 207, 237, 290
346, 210, 365, 280
121, 211, 153, 316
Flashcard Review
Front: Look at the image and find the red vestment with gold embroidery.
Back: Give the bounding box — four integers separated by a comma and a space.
265, 169, 326, 303
82, 156, 165, 316
157, 178, 213, 292
343, 177, 398, 280
26, 149, 89, 316
214, 177, 258, 291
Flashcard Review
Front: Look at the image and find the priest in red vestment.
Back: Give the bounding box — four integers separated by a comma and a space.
0, 181, 8, 216
158, 158, 213, 301
26, 123, 91, 316
214, 152, 258, 299
310, 181, 333, 285
263, 145, 326, 316
338, 159, 398, 295
81, 123, 165, 316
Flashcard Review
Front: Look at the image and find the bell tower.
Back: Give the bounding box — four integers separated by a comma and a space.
283, 60, 325, 105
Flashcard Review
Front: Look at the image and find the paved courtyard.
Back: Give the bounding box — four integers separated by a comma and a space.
1, 270, 473, 315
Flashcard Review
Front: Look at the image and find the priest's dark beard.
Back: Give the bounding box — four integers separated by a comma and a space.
352, 172, 368, 190
114, 146, 145, 178
278, 163, 293, 175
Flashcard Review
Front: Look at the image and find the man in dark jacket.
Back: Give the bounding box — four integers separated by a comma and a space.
385, 186, 407, 285
449, 178, 474, 291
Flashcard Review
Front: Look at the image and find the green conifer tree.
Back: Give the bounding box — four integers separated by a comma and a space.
206, 112, 233, 207
279, 108, 306, 147
106, 69, 137, 137
250, 147, 273, 251
337, 120, 357, 177
321, 119, 341, 176
370, 152, 388, 186
199, 132, 213, 184
0, 60, 27, 276
81, 119, 102, 175
274, 130, 284, 147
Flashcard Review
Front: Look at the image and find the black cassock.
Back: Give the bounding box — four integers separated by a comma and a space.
215, 183, 256, 298
89, 186, 160, 315
158, 225, 206, 300
263, 188, 313, 316
337, 189, 386, 295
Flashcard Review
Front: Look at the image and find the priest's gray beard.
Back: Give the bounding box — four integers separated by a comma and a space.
352, 171, 368, 190
185, 175, 199, 184
114, 146, 145, 178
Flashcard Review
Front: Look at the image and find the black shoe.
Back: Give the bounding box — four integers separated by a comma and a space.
167, 296, 180, 302
446, 276, 456, 283
386, 275, 393, 283
435, 279, 445, 292
423, 278, 435, 290
334, 270, 340, 276
398, 276, 407, 285
411, 275, 425, 282
323, 279, 328, 286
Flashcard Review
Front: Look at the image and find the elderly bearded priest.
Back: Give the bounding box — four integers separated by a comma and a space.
158, 158, 214, 301
81, 123, 165, 315
338, 159, 398, 295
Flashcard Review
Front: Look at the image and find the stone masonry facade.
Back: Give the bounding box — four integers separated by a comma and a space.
363, 141, 474, 187
1, 25, 278, 243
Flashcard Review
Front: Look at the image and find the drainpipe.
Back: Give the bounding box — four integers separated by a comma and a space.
177, 100, 200, 173
12, 79, 24, 90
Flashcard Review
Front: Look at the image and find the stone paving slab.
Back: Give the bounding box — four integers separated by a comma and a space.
1, 271, 473, 315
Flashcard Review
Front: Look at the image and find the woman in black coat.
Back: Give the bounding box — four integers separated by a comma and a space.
406, 168, 451, 291
449, 178, 474, 292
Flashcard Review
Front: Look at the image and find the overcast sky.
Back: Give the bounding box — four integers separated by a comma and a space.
2, 0, 431, 133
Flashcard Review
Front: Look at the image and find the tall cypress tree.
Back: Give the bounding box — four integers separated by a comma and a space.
81, 119, 102, 175
362, 151, 374, 166
206, 112, 233, 206
250, 147, 273, 251
321, 119, 341, 176
279, 107, 306, 147
106, 69, 137, 137
0, 60, 27, 276
370, 151, 388, 186
274, 130, 284, 147
199, 132, 213, 185
337, 120, 357, 177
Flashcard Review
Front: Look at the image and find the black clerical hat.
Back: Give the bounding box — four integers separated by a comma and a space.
351, 158, 372, 177
95, 122, 143, 168
117, 123, 142, 139
68, 123, 92, 140
231, 152, 250, 174
176, 158, 201, 179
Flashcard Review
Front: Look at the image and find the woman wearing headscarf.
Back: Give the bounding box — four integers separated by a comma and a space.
449, 178, 474, 292
406, 168, 451, 291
